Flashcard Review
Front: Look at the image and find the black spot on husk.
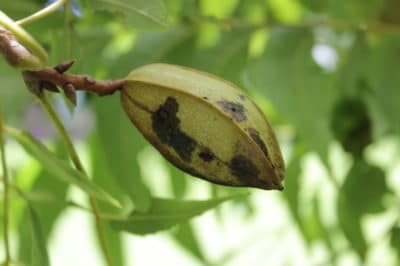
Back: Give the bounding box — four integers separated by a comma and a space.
217, 100, 246, 122
246, 128, 269, 158
229, 155, 259, 182
198, 148, 215, 162
152, 97, 196, 162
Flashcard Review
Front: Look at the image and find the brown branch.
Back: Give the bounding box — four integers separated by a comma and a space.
24, 65, 125, 96
0, 27, 125, 105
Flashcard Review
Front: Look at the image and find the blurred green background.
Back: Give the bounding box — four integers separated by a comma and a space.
1, 0, 400, 265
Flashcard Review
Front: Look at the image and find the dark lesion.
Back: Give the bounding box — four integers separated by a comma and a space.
151, 97, 197, 162
246, 128, 269, 159
216, 100, 247, 122
198, 148, 215, 162
229, 155, 260, 181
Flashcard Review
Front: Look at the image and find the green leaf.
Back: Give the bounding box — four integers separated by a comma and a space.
298, 0, 327, 11
192, 29, 251, 85
171, 223, 207, 263
167, 165, 206, 263
245, 28, 336, 161
337, 35, 369, 97
5, 127, 120, 208
367, 34, 400, 134
0, 64, 31, 120
338, 158, 387, 258
109, 195, 246, 235
338, 197, 367, 259
87, 0, 167, 28
89, 134, 127, 266
284, 153, 308, 239
391, 226, 400, 258
17, 143, 69, 263
342, 159, 387, 215
328, 0, 385, 22
28, 204, 50, 266
109, 26, 193, 77
93, 96, 151, 212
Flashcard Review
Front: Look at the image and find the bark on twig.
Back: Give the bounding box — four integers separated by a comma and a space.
24, 64, 125, 96
0, 27, 125, 105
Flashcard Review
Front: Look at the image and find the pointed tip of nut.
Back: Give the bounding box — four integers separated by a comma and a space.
273, 181, 284, 191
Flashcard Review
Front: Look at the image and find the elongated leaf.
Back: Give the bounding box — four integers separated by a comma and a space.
93, 96, 151, 212
87, 0, 167, 28
90, 134, 126, 265
17, 142, 69, 263
6, 127, 120, 208
110, 195, 246, 235
167, 166, 206, 263
28, 204, 50, 266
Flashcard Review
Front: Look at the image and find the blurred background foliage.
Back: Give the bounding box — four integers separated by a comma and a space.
0, 0, 400, 265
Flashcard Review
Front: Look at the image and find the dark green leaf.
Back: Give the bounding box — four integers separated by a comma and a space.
28, 204, 50, 266
87, 0, 167, 28
109, 195, 246, 235
6, 127, 120, 207
245, 28, 336, 160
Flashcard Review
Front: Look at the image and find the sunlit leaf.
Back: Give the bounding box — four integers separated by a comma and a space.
109, 195, 246, 235
5, 127, 120, 207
